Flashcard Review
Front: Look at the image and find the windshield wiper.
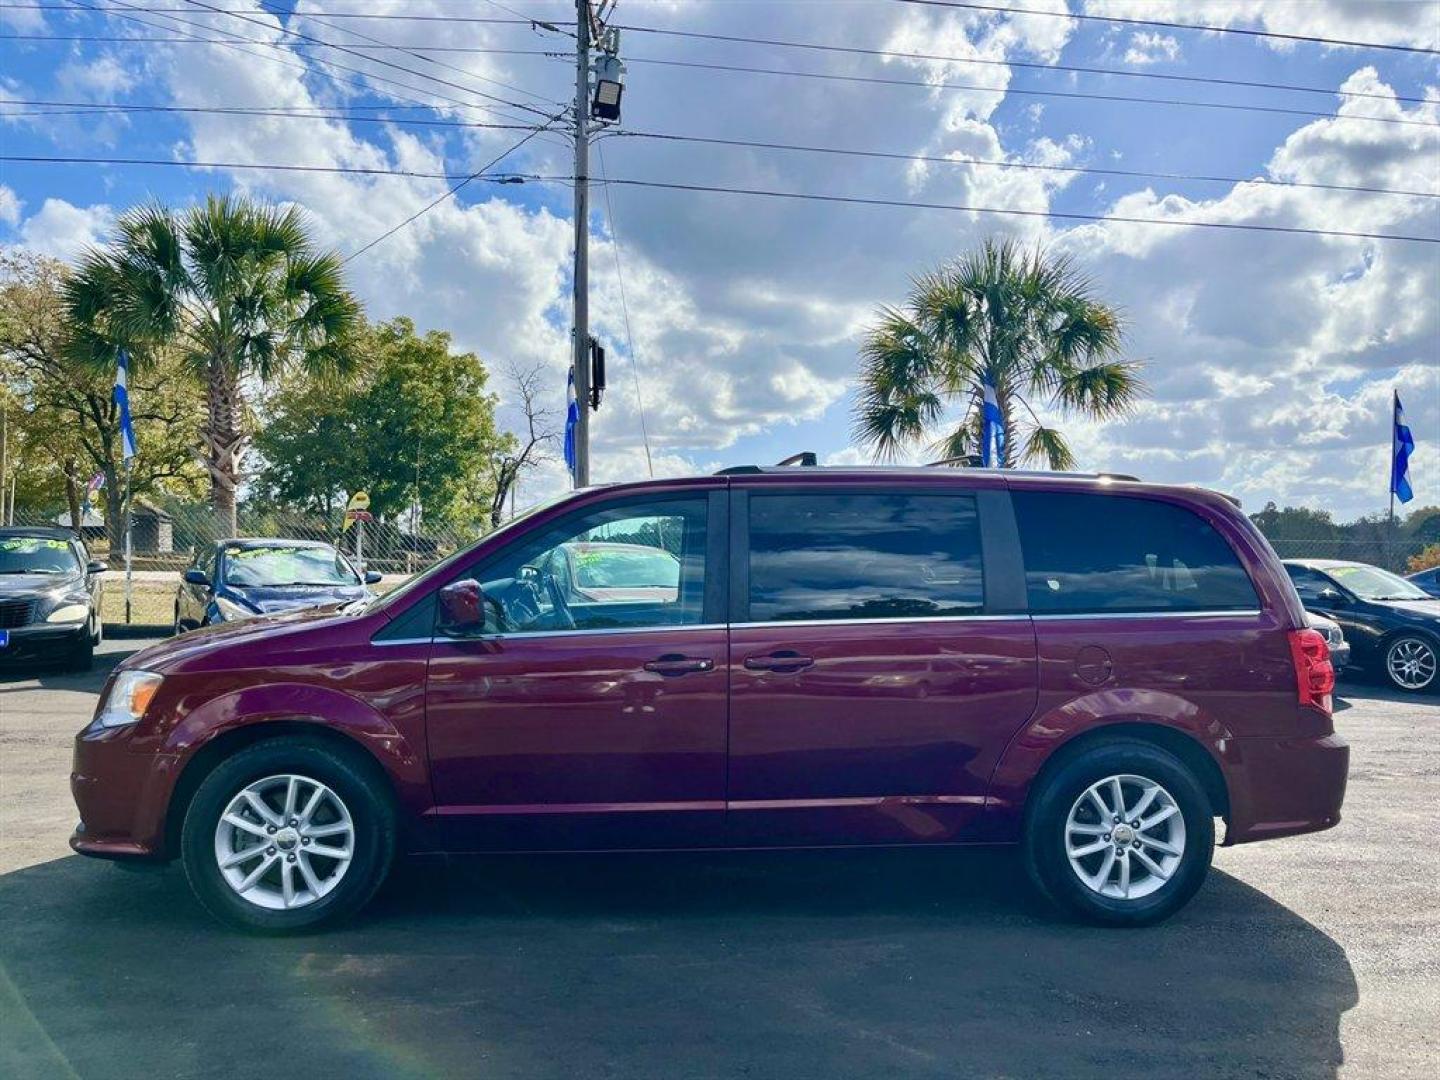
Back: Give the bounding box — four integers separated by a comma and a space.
0, 568, 63, 574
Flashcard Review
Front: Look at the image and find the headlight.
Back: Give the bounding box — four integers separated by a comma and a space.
46, 603, 90, 624
213, 595, 258, 621
97, 670, 163, 729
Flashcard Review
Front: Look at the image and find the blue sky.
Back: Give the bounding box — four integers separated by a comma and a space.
2, 0, 1437, 519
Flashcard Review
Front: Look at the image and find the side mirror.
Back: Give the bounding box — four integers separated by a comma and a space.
438, 579, 487, 636
87, 560, 108, 575
184, 568, 210, 587
363, 570, 383, 585
1317, 587, 1348, 605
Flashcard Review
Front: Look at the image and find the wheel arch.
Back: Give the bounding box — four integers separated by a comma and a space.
162, 719, 403, 862
1022, 722, 1230, 827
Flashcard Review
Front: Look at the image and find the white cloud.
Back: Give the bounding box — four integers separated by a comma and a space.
1084, 0, 1440, 52
0, 185, 22, 227
1123, 32, 1181, 65
16, 199, 114, 260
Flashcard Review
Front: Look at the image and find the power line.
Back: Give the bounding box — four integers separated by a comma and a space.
588, 174, 1440, 244
6, 99, 1434, 199
9, 4, 1424, 105
609, 22, 1433, 107
342, 112, 567, 263
266, 3, 564, 108
8, 155, 1436, 244
0, 34, 556, 55
63, 0, 567, 137
595, 139, 654, 478
178, 0, 559, 120
895, 0, 1440, 56
619, 55, 1440, 129
614, 129, 1440, 200
0, 152, 549, 181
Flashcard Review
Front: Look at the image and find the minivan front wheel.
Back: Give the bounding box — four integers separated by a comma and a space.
1024, 739, 1213, 926
180, 736, 396, 933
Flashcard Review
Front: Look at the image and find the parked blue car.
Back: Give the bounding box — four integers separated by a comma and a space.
1407, 566, 1440, 598
174, 538, 381, 633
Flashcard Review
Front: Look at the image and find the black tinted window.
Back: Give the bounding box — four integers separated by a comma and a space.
1013, 492, 1258, 613
747, 492, 984, 622
1285, 565, 1334, 602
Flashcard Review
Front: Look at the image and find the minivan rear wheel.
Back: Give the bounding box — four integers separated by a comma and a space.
179, 736, 396, 933
1023, 738, 1213, 926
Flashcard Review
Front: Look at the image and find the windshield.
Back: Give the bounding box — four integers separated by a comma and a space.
0, 537, 80, 575
1329, 564, 1432, 601
223, 545, 359, 587
571, 546, 680, 589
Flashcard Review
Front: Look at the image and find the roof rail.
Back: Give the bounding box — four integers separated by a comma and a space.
775, 451, 818, 467
925, 454, 984, 468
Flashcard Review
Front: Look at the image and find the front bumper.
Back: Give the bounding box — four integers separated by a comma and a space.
0, 622, 88, 665
1220, 731, 1349, 845
70, 724, 179, 861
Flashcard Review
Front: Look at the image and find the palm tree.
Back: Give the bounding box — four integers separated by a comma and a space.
64, 195, 361, 536
853, 239, 1143, 469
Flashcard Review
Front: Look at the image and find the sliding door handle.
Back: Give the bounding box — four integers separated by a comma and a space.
644, 655, 715, 676
743, 652, 815, 673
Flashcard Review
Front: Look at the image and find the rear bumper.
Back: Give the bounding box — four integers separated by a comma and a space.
1220, 731, 1349, 845
70, 727, 179, 861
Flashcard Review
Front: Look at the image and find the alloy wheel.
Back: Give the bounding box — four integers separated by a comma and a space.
213, 774, 355, 911
1065, 774, 1187, 901
1386, 637, 1437, 691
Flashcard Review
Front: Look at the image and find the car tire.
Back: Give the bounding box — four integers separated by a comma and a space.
1023, 738, 1214, 927
1381, 633, 1438, 694
179, 736, 397, 934
66, 632, 95, 672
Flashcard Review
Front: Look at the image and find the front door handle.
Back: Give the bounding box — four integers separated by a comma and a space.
644, 654, 715, 676
743, 651, 815, 673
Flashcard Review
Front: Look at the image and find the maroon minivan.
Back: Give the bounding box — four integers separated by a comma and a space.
71, 468, 1347, 931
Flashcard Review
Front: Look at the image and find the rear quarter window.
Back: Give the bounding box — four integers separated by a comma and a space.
1012, 491, 1259, 614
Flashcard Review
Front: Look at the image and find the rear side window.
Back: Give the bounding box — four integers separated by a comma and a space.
1012, 491, 1258, 614
746, 492, 984, 622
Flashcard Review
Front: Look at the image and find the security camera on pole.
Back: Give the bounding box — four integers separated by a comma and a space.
569, 0, 624, 488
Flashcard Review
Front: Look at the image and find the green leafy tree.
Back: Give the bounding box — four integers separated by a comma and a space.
854, 238, 1144, 468
0, 249, 205, 550
253, 317, 514, 532
63, 195, 362, 536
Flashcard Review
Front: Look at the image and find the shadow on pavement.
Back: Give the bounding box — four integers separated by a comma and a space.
1, 847, 1357, 1080
0, 644, 141, 692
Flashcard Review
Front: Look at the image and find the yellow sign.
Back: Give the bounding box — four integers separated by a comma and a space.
346, 491, 370, 512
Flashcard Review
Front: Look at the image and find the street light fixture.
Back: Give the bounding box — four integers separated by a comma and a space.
591, 51, 624, 122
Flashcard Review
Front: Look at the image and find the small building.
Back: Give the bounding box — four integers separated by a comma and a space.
130, 500, 174, 554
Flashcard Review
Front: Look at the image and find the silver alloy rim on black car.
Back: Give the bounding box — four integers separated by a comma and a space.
213, 774, 355, 911
1386, 637, 1436, 691
1065, 774, 1187, 901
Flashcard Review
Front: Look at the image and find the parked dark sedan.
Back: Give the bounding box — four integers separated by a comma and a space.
1284, 559, 1440, 693
174, 538, 380, 632
0, 526, 106, 670
1407, 565, 1440, 598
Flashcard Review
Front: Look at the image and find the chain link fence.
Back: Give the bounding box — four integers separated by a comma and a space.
6, 497, 1437, 630
7, 500, 484, 628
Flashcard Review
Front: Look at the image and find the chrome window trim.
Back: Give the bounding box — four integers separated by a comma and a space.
373, 609, 1263, 645
732, 614, 1026, 630
1030, 608, 1261, 621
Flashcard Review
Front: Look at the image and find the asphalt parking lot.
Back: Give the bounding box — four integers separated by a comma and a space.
1, 640, 1435, 1079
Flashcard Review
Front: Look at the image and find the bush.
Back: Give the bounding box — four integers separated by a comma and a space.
1406, 544, 1440, 574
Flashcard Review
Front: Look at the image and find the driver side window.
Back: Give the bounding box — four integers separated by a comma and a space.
447, 496, 709, 636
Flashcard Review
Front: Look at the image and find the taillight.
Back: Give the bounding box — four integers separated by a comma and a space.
1288, 628, 1335, 714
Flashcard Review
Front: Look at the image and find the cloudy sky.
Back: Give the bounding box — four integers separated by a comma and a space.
2, 0, 1437, 520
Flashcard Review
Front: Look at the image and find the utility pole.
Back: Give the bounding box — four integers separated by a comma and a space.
570, 0, 592, 487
